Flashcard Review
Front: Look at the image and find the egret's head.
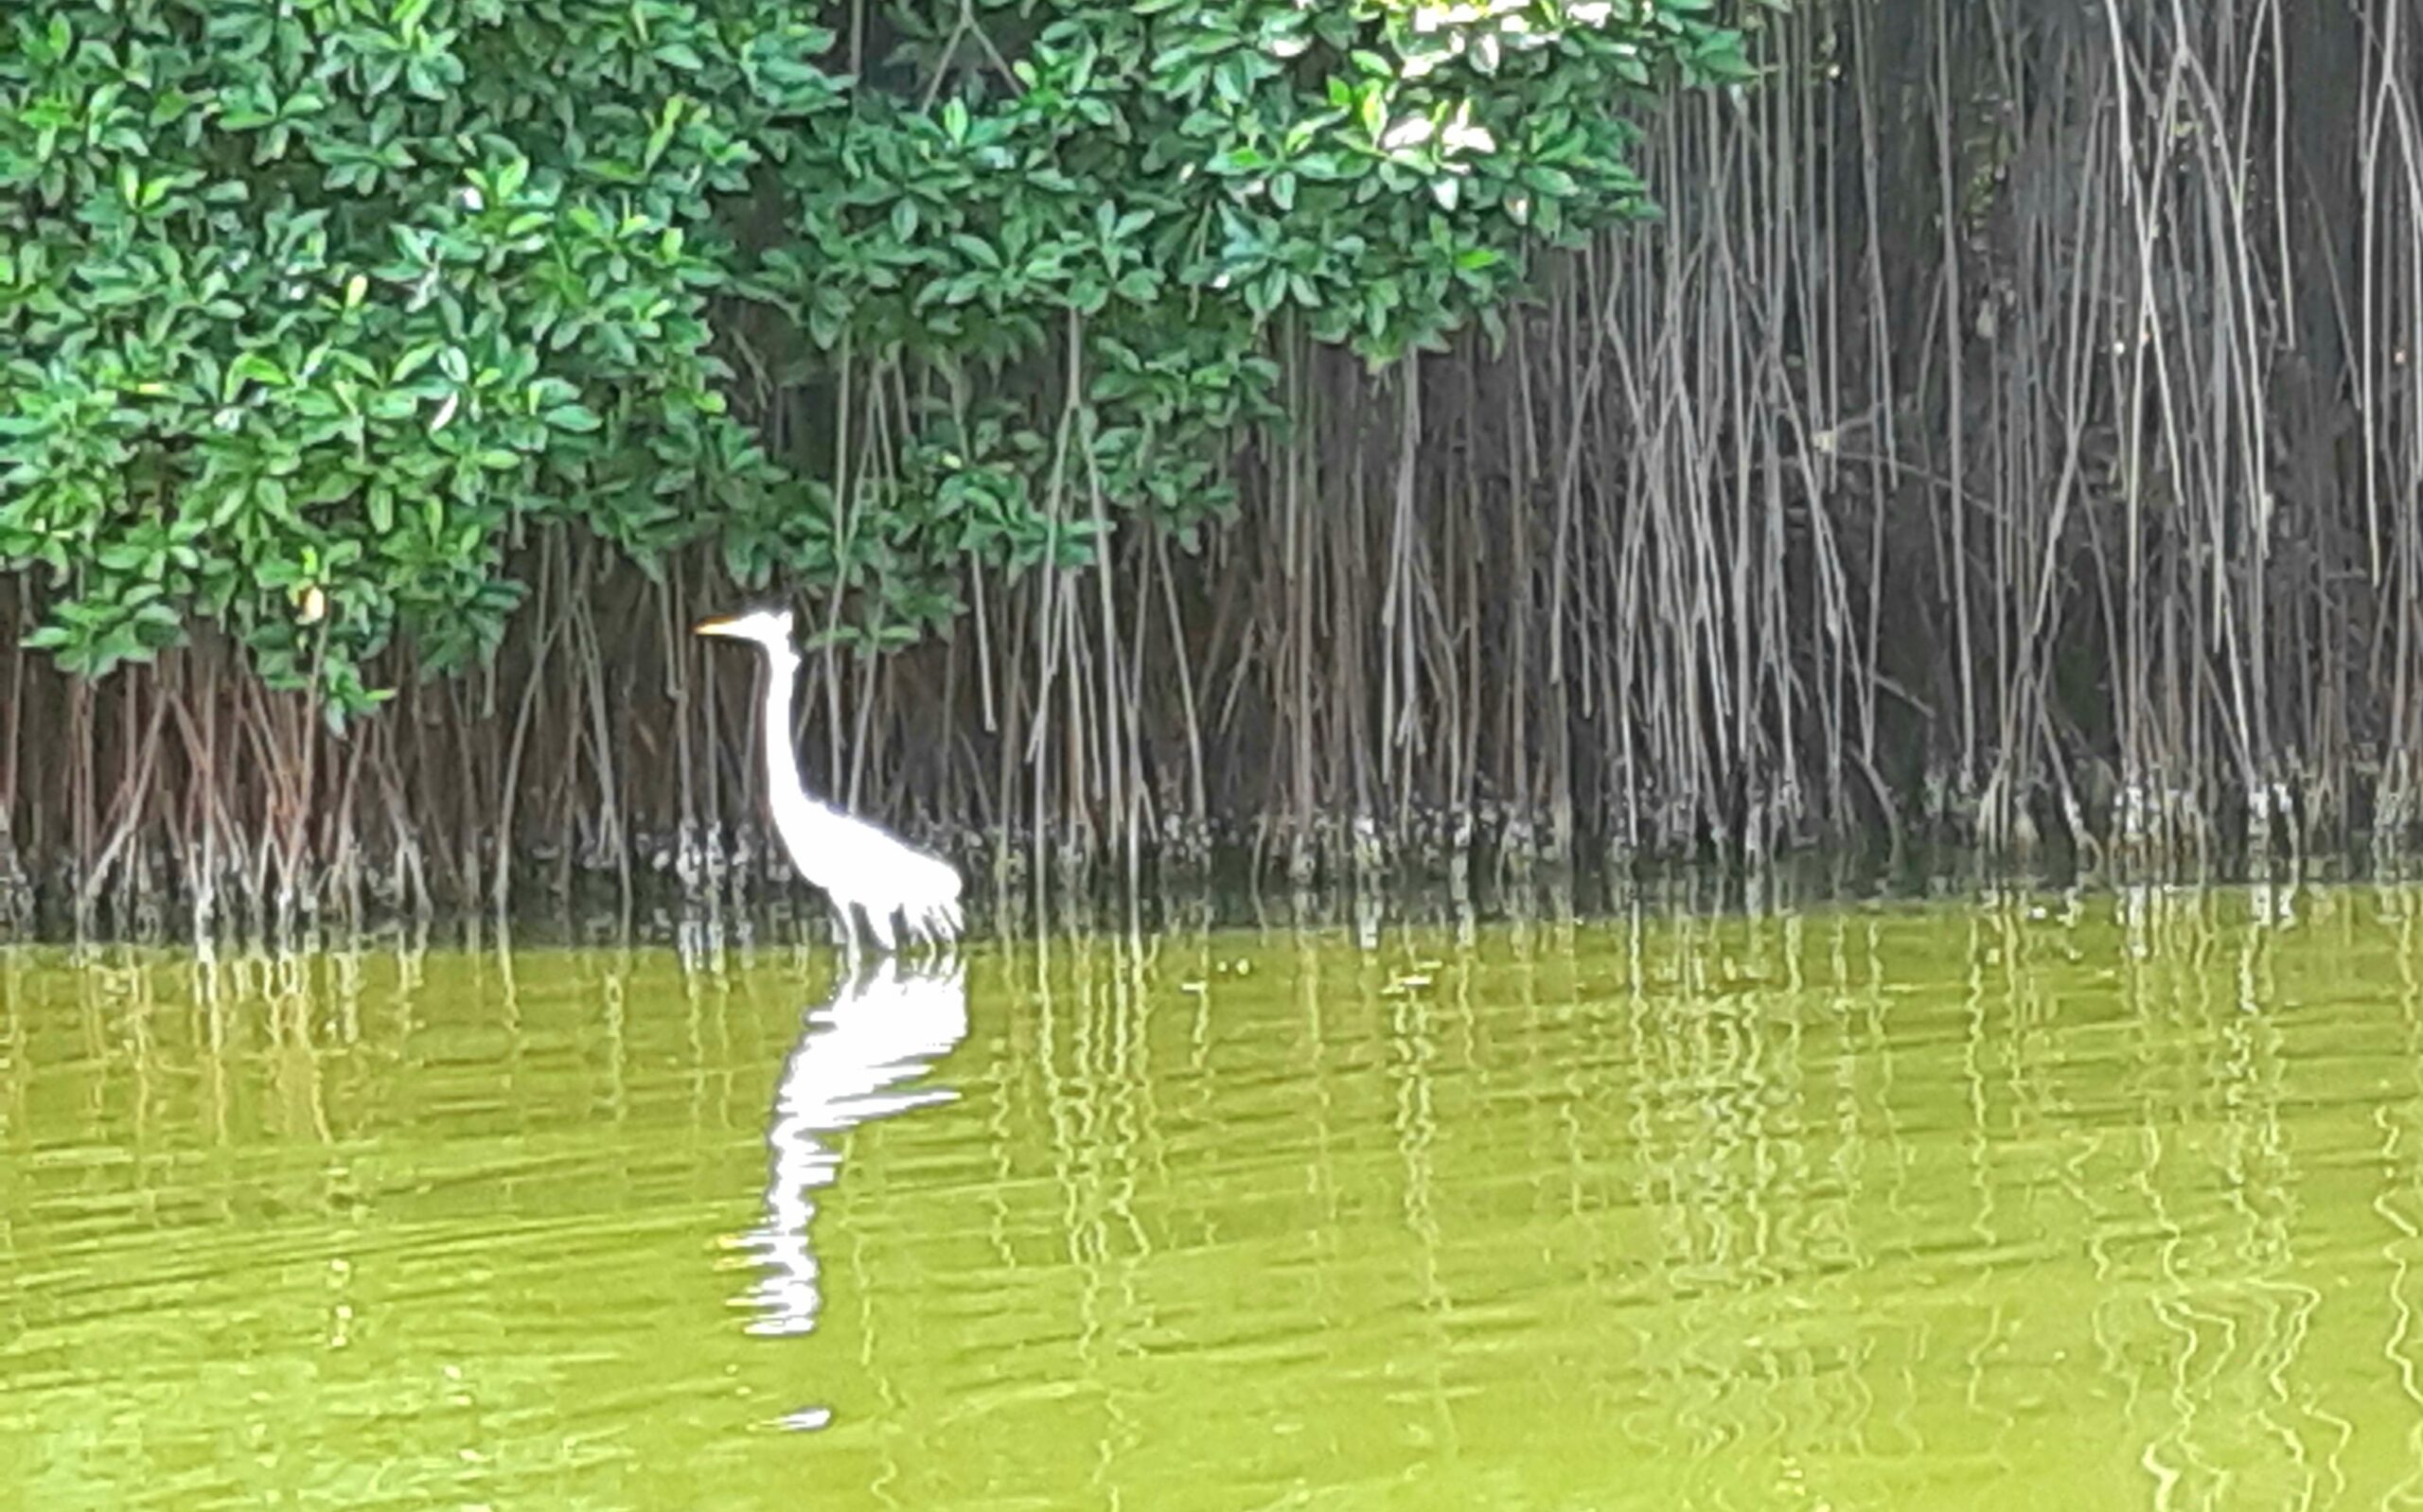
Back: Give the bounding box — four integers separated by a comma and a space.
693, 604, 797, 653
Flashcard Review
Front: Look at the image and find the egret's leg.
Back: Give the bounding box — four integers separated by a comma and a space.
825, 896, 863, 976
859, 899, 896, 954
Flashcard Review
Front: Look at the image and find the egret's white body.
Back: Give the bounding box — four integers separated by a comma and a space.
695, 606, 964, 952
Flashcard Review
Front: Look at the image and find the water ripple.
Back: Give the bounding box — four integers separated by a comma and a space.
9, 889, 2423, 1506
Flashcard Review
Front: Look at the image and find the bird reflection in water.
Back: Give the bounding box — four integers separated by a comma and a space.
730, 954, 970, 1430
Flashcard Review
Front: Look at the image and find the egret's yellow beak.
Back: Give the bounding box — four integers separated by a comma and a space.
693, 614, 741, 639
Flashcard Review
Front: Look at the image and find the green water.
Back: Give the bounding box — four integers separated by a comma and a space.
9, 885, 2423, 1508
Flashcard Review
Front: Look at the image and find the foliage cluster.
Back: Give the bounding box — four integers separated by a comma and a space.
1, 0, 1756, 719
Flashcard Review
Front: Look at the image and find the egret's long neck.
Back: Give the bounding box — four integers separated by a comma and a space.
759, 645, 806, 806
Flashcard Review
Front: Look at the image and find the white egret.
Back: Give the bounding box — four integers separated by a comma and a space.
695, 605, 964, 952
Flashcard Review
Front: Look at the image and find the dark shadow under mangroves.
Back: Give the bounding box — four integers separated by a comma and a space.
729, 955, 971, 1431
